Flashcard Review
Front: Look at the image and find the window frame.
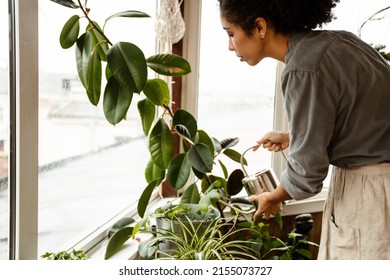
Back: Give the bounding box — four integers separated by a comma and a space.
8, 0, 326, 260
9, 0, 39, 260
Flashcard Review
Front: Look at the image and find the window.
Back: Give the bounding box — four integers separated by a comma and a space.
197, 0, 390, 201
198, 1, 278, 180
2, 0, 389, 260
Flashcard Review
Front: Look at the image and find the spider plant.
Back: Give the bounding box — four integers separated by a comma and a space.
138, 214, 262, 260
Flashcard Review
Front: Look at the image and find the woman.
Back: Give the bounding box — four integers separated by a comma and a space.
218, 0, 390, 259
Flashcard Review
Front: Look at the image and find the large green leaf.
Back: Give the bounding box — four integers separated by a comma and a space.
172, 109, 197, 140
201, 175, 225, 194
104, 226, 133, 259
197, 130, 214, 156
103, 77, 133, 125
220, 137, 240, 149
105, 10, 150, 23
142, 78, 170, 106
107, 42, 147, 93
167, 153, 191, 190
138, 180, 161, 218
148, 119, 173, 169
86, 49, 102, 106
87, 22, 109, 61
137, 99, 156, 136
147, 53, 191, 76
75, 32, 93, 89
198, 189, 220, 212
223, 148, 245, 165
50, 0, 79, 9
188, 143, 213, 173
60, 15, 80, 49
144, 158, 165, 184
180, 183, 200, 204
108, 217, 135, 238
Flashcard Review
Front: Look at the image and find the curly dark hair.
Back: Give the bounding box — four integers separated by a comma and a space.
218, 0, 340, 36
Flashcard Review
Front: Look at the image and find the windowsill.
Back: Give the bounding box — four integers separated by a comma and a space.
282, 189, 326, 216
86, 190, 326, 260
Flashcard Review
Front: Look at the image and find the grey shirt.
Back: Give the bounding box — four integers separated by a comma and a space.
280, 30, 390, 200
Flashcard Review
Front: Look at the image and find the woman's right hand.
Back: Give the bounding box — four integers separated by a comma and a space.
254, 131, 290, 152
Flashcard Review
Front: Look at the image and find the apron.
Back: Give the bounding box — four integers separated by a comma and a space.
318, 163, 390, 259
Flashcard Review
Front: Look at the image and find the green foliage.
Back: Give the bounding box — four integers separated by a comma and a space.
51, 0, 308, 261
41, 249, 88, 260
139, 215, 260, 260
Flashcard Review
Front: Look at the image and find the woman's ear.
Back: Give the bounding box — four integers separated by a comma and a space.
255, 17, 267, 38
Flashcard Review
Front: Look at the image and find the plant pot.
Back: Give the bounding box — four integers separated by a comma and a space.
155, 204, 220, 254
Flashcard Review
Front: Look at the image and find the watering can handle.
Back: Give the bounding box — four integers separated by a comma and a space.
240, 144, 288, 177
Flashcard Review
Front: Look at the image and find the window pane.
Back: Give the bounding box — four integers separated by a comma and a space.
198, 1, 277, 177
198, 0, 389, 190
38, 0, 155, 254
0, 0, 9, 260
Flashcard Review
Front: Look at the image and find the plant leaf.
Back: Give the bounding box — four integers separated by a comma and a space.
173, 109, 197, 140
86, 49, 102, 106
103, 77, 133, 125
198, 189, 219, 212
180, 183, 200, 204
274, 212, 283, 229
142, 78, 170, 106
148, 119, 173, 169
60, 15, 80, 49
87, 22, 109, 61
220, 137, 240, 149
213, 138, 222, 153
75, 32, 93, 89
223, 148, 245, 165
188, 143, 213, 173
197, 130, 214, 156
167, 153, 191, 190
107, 42, 147, 93
138, 179, 161, 218
147, 53, 191, 76
144, 158, 165, 183
295, 248, 312, 259
138, 99, 156, 136
49, 0, 79, 9
105, 10, 150, 23
175, 124, 192, 141
108, 217, 135, 238
104, 226, 133, 259
218, 160, 228, 179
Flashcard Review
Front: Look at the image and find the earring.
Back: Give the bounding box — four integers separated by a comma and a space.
261, 33, 264, 38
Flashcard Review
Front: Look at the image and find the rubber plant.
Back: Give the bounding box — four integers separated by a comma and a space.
50, 0, 247, 259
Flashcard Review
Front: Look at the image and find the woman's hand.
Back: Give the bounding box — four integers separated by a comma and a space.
249, 192, 283, 220
249, 185, 292, 220
254, 131, 290, 152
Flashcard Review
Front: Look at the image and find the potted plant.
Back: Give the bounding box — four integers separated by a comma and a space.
50, 0, 319, 260
138, 210, 262, 260
50, 0, 249, 258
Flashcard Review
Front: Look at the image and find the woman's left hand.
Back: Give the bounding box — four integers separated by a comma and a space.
249, 192, 283, 220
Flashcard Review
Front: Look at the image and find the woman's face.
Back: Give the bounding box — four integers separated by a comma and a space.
220, 16, 264, 66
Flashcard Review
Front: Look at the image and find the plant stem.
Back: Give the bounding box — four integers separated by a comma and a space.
77, 0, 113, 46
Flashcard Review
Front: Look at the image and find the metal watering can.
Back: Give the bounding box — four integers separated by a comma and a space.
227, 144, 287, 199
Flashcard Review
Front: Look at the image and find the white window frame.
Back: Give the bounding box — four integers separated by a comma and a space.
10, 0, 39, 260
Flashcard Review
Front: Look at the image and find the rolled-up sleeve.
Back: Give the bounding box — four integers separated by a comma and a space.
280, 69, 336, 200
